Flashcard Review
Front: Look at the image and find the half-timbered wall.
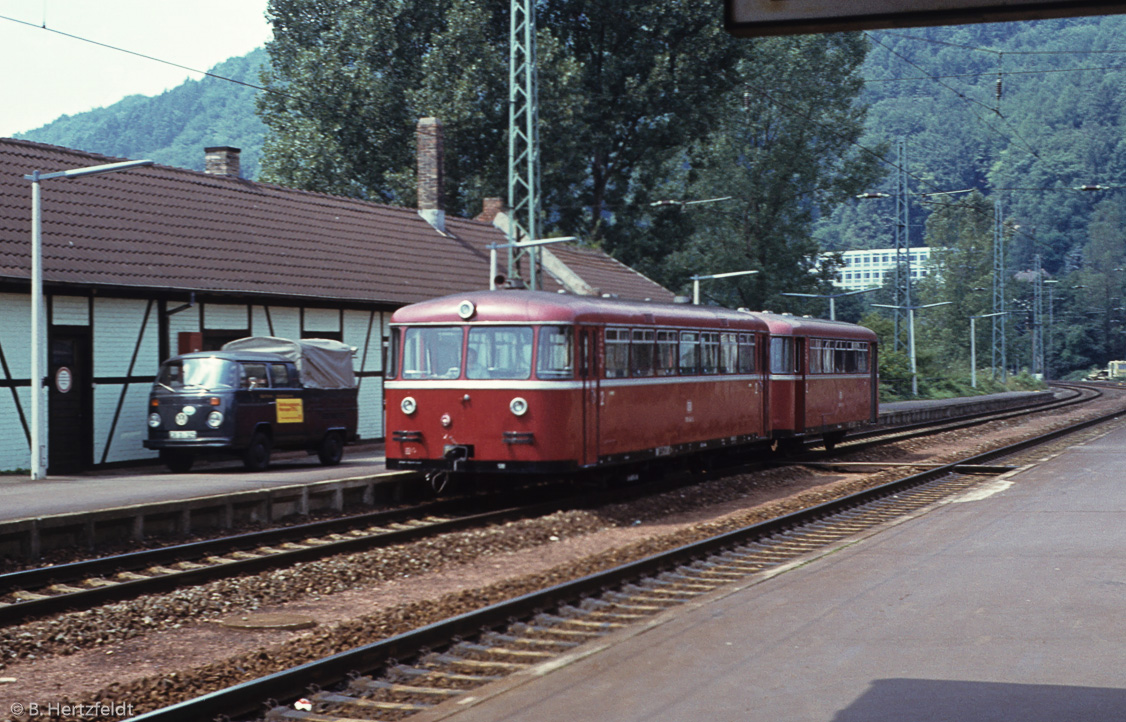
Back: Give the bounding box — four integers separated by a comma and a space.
0, 291, 389, 473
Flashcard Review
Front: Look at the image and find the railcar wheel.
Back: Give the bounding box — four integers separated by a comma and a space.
823, 431, 846, 451
317, 432, 345, 466
243, 432, 272, 472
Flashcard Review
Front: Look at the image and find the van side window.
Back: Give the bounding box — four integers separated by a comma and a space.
241, 363, 268, 389
270, 363, 299, 388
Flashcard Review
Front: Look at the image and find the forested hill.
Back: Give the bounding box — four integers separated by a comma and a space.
815, 15, 1126, 277
15, 49, 267, 179
14, 14, 1126, 281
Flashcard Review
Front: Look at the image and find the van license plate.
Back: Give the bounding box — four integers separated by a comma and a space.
169, 430, 197, 439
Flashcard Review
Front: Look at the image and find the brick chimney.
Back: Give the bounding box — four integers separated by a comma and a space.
204, 146, 241, 178
416, 118, 445, 233
476, 197, 505, 223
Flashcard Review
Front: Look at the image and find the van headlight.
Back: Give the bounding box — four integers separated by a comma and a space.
206, 411, 224, 428
148, 412, 161, 428
401, 396, 417, 415
509, 397, 528, 416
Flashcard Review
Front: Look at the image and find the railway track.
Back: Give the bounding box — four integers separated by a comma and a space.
118, 385, 1124, 722
0, 385, 1101, 630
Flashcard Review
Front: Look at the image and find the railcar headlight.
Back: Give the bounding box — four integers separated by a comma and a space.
206, 410, 224, 428
457, 300, 476, 320
148, 412, 161, 428
509, 397, 528, 417
401, 396, 418, 415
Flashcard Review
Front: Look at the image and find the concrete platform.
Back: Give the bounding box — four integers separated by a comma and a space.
414, 419, 1126, 722
0, 443, 419, 561
0, 442, 393, 523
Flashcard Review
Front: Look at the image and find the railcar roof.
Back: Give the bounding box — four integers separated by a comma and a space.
390, 290, 771, 331
755, 312, 878, 341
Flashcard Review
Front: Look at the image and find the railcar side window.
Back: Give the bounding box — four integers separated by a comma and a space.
679, 331, 699, 375
720, 333, 739, 374
385, 329, 398, 380
655, 330, 677, 376
468, 326, 534, 379
700, 332, 720, 374
631, 329, 655, 377
402, 327, 464, 380
808, 339, 870, 374
536, 326, 574, 379
738, 334, 757, 373
770, 337, 797, 374
605, 328, 630, 378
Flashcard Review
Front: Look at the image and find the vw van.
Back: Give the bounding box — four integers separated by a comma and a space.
144, 337, 358, 472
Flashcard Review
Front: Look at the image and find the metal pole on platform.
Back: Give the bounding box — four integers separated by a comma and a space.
24, 159, 153, 479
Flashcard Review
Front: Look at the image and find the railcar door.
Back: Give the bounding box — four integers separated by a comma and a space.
579, 327, 600, 467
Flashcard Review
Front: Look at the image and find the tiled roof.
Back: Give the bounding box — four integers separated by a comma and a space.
0, 138, 672, 305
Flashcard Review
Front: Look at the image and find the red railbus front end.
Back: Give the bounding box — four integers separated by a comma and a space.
384, 291, 795, 481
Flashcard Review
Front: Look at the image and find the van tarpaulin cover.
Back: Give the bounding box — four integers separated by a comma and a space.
222, 337, 357, 389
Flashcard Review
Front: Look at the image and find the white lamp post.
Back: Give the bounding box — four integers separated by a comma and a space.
486, 236, 577, 290
24, 159, 153, 480
691, 270, 758, 305
781, 288, 877, 321
873, 301, 952, 396
970, 311, 1009, 388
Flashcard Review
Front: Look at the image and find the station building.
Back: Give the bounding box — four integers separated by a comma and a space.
0, 123, 672, 474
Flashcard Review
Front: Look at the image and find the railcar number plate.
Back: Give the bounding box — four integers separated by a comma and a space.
169, 430, 197, 439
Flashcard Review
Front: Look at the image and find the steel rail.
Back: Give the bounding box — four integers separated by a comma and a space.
127, 390, 1126, 722
0, 384, 1098, 627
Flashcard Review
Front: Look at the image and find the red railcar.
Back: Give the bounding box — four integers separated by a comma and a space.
759, 313, 879, 450
384, 291, 878, 480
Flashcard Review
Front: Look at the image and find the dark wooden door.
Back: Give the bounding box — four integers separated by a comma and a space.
48, 327, 92, 473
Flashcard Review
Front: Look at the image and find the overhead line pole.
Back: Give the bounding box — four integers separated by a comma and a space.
507, 0, 542, 290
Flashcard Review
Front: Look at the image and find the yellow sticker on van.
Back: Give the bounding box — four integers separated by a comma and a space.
276, 397, 304, 424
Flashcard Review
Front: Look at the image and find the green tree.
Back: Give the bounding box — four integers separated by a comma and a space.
257, 0, 745, 228
912, 191, 995, 371
641, 34, 884, 310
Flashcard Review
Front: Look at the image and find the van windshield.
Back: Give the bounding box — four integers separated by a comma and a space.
155, 358, 238, 392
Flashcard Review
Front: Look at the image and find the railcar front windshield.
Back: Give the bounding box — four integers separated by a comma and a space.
468, 326, 534, 379
402, 327, 464, 379
155, 357, 238, 392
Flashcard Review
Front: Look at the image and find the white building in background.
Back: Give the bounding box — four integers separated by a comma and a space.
832, 247, 934, 291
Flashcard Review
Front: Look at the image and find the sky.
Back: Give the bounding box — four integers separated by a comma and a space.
0, 0, 272, 137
